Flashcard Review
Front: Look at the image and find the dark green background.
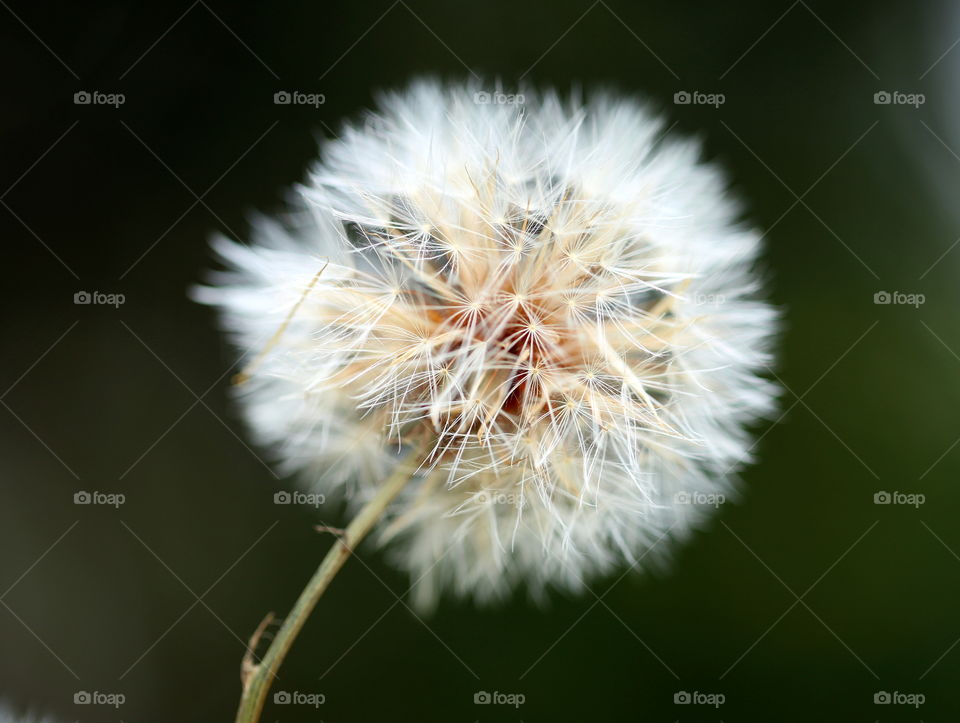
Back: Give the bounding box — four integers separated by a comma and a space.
1, 1, 957, 720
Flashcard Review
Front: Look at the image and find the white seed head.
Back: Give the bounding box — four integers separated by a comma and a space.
197, 80, 779, 608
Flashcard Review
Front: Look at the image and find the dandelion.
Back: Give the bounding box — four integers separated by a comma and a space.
197, 79, 779, 722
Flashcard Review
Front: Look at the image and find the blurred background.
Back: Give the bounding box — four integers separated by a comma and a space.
1, 0, 958, 720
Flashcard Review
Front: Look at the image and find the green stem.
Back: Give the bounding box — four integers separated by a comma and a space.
235, 450, 421, 723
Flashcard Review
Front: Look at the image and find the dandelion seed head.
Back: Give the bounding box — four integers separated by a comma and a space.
197, 79, 779, 608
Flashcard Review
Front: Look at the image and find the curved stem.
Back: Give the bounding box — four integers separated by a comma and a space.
235, 449, 422, 723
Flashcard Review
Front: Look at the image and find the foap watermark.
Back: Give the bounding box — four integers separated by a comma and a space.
273, 691, 325, 708
874, 690, 925, 708
274, 490, 326, 507
74, 90, 125, 108
693, 292, 726, 307
473, 91, 525, 106
273, 91, 326, 108
476, 490, 523, 507
74, 490, 126, 508
674, 90, 725, 108
873, 90, 925, 108
74, 290, 125, 308
874, 490, 925, 508
674, 490, 725, 508
74, 691, 125, 708
873, 290, 924, 308
474, 691, 525, 708
674, 690, 725, 708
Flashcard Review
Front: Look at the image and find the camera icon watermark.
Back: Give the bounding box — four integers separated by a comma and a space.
473, 91, 525, 106
273, 91, 325, 108
693, 292, 726, 307
474, 490, 522, 507
273, 690, 325, 707
674, 490, 725, 508
873, 90, 925, 108
473, 690, 525, 708
74, 490, 126, 508
873, 290, 924, 308
74, 691, 125, 708
874, 690, 925, 708
274, 490, 326, 507
74, 290, 125, 308
673, 90, 725, 108
674, 690, 725, 708
74, 90, 125, 108
873, 490, 925, 508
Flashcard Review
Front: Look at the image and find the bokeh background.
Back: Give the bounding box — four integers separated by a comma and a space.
2, 0, 958, 720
